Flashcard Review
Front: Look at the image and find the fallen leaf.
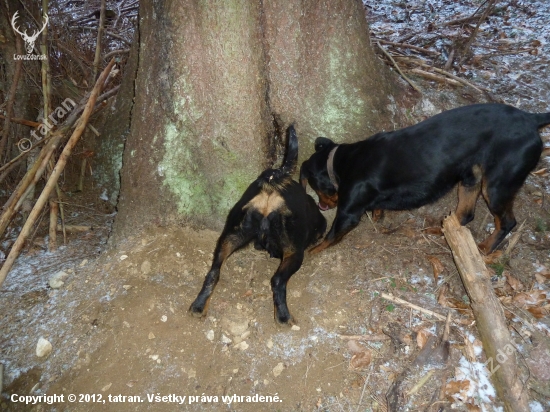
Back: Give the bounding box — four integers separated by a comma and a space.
445, 379, 470, 402
427, 255, 445, 282
416, 329, 433, 349
349, 350, 372, 370
423, 227, 443, 236
527, 307, 547, 319
505, 273, 524, 291
482, 250, 503, 264
462, 337, 476, 362
513, 290, 547, 307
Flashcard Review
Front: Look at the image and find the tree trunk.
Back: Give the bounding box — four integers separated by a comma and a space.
113, 0, 407, 238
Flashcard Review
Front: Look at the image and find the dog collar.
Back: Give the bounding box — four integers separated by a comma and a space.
327, 146, 339, 190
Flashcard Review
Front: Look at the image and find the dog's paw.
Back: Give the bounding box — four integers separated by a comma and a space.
276, 315, 296, 327
189, 300, 208, 318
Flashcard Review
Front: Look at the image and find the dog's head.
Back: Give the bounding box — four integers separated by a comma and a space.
300, 137, 339, 211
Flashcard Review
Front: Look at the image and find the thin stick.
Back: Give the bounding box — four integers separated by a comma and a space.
91, 0, 106, 83
339, 334, 390, 342
396, 56, 486, 93
0, 115, 41, 128
372, 38, 440, 56
48, 199, 58, 251
504, 220, 525, 257
376, 42, 422, 94
459, 0, 497, 65
0, 59, 116, 288
408, 68, 462, 87
380, 292, 447, 321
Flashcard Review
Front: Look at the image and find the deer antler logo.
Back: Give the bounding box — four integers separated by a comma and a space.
11, 11, 49, 55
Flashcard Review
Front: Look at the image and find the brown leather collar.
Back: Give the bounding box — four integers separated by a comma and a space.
327, 146, 339, 190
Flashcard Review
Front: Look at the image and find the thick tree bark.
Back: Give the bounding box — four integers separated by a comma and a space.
113, 0, 407, 238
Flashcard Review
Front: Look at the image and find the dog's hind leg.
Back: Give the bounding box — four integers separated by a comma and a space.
478, 178, 517, 255
271, 251, 304, 325
189, 232, 250, 317
456, 165, 482, 226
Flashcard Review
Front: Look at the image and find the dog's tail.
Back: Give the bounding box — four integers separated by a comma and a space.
259, 125, 298, 189
532, 112, 550, 129
280, 124, 298, 175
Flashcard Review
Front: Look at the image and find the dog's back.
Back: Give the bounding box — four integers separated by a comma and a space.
243, 126, 325, 258
190, 125, 326, 325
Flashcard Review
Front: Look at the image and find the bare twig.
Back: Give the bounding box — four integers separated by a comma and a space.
380, 292, 447, 321
372, 38, 440, 56
376, 42, 422, 94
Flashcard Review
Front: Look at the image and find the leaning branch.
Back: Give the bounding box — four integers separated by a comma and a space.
0, 59, 116, 289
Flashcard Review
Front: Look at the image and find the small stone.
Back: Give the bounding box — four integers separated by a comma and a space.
187, 368, 196, 378
266, 339, 273, 349
149, 354, 159, 361
123, 285, 131, 290
101, 383, 112, 392
206, 330, 215, 341
141, 260, 151, 275
148, 332, 155, 340
272, 362, 284, 377
160, 315, 167, 322
49, 271, 69, 289
36, 337, 52, 358
221, 334, 232, 344
234, 341, 249, 351
120, 255, 128, 261
79, 259, 88, 267
291, 325, 300, 331
240, 330, 250, 340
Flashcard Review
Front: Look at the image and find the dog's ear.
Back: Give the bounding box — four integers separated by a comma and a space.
314, 137, 335, 152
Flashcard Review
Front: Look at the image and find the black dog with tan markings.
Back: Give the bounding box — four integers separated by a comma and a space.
300, 103, 550, 255
190, 126, 326, 325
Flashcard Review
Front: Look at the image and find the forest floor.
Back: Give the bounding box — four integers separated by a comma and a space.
2, 1, 550, 411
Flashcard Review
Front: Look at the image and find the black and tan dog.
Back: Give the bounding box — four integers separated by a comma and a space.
190, 126, 326, 325
300, 103, 550, 255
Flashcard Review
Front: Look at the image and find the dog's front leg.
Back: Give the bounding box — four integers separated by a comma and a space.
189, 233, 249, 317
271, 251, 304, 325
310, 207, 362, 254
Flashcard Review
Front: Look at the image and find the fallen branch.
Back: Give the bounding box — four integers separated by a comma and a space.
56, 224, 91, 232
396, 56, 486, 93
0, 115, 41, 128
407, 68, 462, 87
442, 213, 530, 412
371, 38, 440, 56
459, 0, 498, 65
381, 292, 447, 321
338, 334, 390, 342
0, 59, 116, 289
376, 42, 422, 94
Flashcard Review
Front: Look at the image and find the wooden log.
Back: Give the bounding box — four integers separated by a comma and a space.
442, 213, 529, 412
